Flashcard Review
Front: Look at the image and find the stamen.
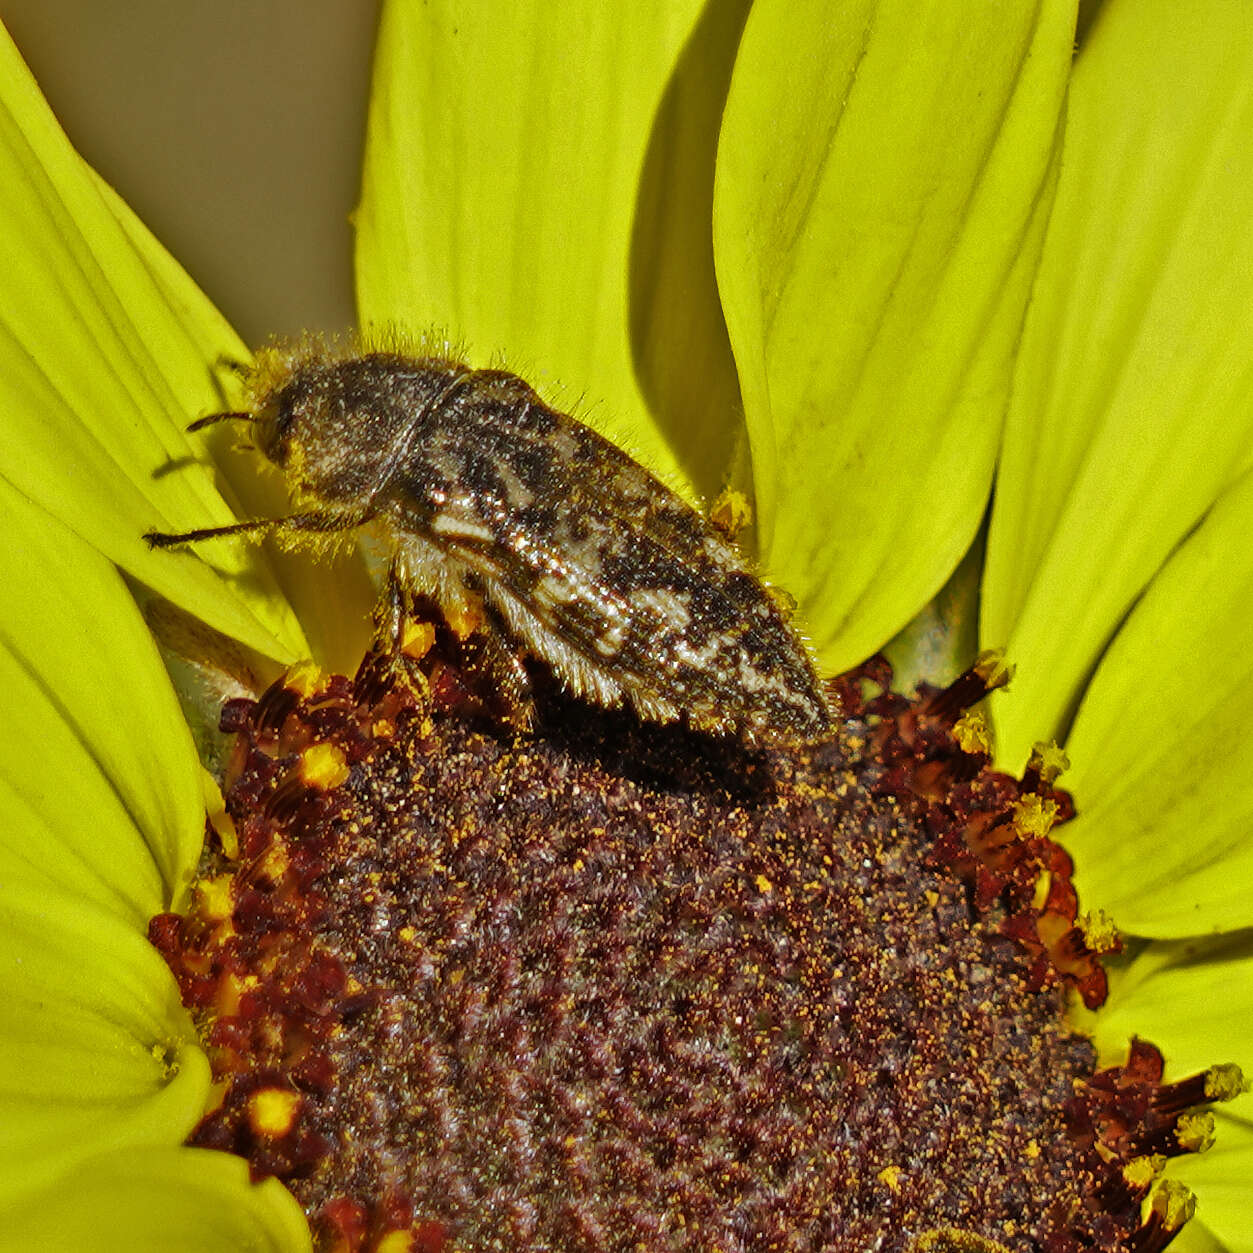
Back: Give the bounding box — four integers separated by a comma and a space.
922, 649, 1014, 724
1127, 1180, 1196, 1253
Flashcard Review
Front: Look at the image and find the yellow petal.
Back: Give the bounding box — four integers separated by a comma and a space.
1172, 1115, 1253, 1253
984, 0, 1253, 764
0, 480, 202, 923
3, 1146, 310, 1253
713, 0, 1077, 670
356, 0, 723, 498
1171, 1221, 1232, 1253
0, 881, 210, 1206
1062, 470, 1253, 936
1081, 935, 1253, 1089
0, 22, 303, 662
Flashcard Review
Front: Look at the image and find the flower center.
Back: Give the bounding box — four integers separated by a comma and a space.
150, 618, 1236, 1252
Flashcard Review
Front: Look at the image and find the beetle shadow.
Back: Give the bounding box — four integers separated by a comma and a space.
530, 671, 777, 808
150, 453, 205, 480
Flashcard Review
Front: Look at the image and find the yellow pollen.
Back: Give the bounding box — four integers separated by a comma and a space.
709, 487, 752, 538
401, 619, 436, 659
877, 1164, 902, 1193
248, 1087, 301, 1137
284, 658, 326, 698
1027, 740, 1070, 784
1023, 1139, 1040, 1160
443, 595, 484, 640
1011, 794, 1058, 839
953, 712, 992, 756
1205, 1062, 1249, 1101
258, 839, 291, 882
300, 742, 350, 790
215, 970, 258, 1017
194, 873, 235, 922
972, 648, 1014, 691
755, 874, 774, 894
1122, 1155, 1165, 1188
908, 1228, 1012, 1252
149, 1041, 176, 1078
375, 1233, 414, 1253
1175, 1113, 1215, 1153
1150, 1179, 1196, 1229
1078, 910, 1120, 953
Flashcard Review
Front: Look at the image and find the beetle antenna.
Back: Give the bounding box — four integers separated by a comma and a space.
186, 410, 256, 433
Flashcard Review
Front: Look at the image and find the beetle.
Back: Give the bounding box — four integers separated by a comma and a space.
146, 340, 834, 742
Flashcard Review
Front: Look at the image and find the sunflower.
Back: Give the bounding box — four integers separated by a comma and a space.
0, 0, 1250, 1250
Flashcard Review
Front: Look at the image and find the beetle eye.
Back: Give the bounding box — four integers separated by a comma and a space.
254, 389, 304, 463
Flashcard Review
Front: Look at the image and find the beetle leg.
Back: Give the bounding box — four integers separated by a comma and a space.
145, 510, 367, 549
470, 610, 535, 732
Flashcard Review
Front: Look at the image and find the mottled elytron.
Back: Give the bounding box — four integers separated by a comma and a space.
146, 340, 834, 742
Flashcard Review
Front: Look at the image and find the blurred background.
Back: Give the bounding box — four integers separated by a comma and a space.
0, 1, 381, 342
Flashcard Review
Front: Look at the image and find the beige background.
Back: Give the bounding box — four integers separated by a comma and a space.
1, 1, 381, 342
